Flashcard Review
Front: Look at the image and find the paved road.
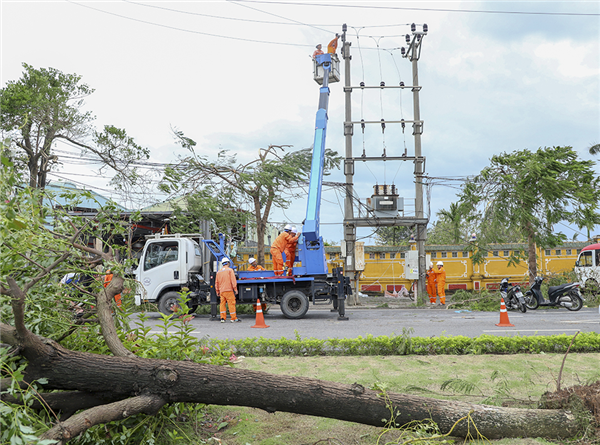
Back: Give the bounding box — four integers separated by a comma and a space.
134, 306, 600, 340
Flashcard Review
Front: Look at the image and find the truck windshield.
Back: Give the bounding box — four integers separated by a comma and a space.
144, 242, 179, 271
577, 251, 593, 267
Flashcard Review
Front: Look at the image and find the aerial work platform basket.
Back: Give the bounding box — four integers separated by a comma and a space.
313, 53, 340, 85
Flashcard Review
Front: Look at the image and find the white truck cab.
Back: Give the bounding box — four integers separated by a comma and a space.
135, 234, 204, 312
574, 242, 600, 294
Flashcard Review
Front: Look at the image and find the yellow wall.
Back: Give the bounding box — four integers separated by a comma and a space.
235, 242, 584, 293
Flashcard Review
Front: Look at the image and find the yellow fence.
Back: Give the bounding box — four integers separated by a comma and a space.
235, 241, 586, 293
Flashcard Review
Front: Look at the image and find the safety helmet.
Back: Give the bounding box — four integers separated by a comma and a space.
221, 258, 230, 265
284, 224, 292, 231
429, 262, 433, 268
437, 261, 443, 266
291, 226, 298, 234
248, 257, 256, 264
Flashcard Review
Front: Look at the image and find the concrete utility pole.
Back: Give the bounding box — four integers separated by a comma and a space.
341, 24, 357, 303
341, 23, 428, 303
404, 25, 428, 301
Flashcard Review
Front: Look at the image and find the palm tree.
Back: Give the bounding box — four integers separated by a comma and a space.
589, 143, 600, 156
437, 202, 464, 244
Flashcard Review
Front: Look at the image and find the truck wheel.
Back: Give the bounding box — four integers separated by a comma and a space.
158, 291, 181, 316
280, 290, 309, 319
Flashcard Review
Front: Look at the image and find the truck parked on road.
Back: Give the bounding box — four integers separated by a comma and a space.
134, 52, 352, 320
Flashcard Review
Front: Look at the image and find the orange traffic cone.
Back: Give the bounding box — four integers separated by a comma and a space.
495, 298, 514, 327
251, 298, 269, 328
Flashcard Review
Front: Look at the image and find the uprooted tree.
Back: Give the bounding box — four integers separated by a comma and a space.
0, 157, 591, 444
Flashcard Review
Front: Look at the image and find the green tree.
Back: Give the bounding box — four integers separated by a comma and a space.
435, 202, 466, 244
374, 225, 412, 246
458, 146, 600, 282
0, 63, 149, 204
160, 132, 342, 266
589, 143, 600, 156
169, 189, 249, 238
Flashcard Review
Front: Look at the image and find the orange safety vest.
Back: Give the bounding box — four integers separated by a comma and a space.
215, 266, 237, 295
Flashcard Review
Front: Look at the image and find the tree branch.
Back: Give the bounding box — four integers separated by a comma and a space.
40, 394, 166, 443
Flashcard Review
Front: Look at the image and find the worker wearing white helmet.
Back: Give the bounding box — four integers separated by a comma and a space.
248, 257, 265, 271
426, 262, 437, 304
432, 261, 446, 305
284, 226, 301, 276
270, 225, 293, 276
216, 258, 240, 322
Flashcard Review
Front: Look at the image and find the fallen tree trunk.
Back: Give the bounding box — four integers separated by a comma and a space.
17, 335, 580, 441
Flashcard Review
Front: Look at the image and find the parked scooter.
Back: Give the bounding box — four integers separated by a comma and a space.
499, 278, 527, 313
524, 276, 584, 311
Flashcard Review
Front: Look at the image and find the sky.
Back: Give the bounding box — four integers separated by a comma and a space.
2, 0, 599, 245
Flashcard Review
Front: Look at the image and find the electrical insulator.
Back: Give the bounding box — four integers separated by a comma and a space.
405, 34, 410, 44
401, 47, 406, 56
423, 23, 428, 32
411, 23, 416, 32
400, 81, 405, 87
360, 81, 365, 88
380, 81, 385, 87
381, 119, 386, 132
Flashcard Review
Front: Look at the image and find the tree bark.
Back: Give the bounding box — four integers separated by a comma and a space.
15, 335, 580, 441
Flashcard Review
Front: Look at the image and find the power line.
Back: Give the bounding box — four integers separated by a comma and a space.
228, 0, 331, 34
234, 0, 600, 17
123, 0, 411, 28
68, 0, 314, 48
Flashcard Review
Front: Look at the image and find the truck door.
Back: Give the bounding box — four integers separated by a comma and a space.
139, 240, 181, 301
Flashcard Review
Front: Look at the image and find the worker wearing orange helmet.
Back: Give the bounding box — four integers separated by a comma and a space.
248, 257, 265, 271
216, 258, 240, 322
327, 34, 340, 54
284, 226, 301, 276
432, 261, 447, 305
426, 262, 437, 304
270, 224, 293, 276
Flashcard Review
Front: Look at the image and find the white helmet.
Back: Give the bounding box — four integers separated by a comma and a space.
437, 261, 443, 266
248, 257, 256, 264
429, 262, 433, 268
291, 226, 298, 234
221, 258, 230, 265
284, 224, 292, 231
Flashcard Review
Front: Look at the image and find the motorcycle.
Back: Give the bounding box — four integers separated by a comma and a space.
499, 278, 527, 313
524, 276, 584, 311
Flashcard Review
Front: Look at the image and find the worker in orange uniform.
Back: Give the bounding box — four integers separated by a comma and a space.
248, 257, 265, 271
216, 258, 240, 323
103, 269, 122, 308
312, 44, 324, 59
270, 224, 293, 276
426, 262, 437, 305
327, 34, 340, 54
284, 226, 301, 276
432, 261, 446, 305
247, 258, 268, 313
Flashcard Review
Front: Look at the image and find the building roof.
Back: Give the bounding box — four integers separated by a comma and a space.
45, 181, 128, 212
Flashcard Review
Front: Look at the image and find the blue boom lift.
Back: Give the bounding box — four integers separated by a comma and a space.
204, 52, 351, 320
135, 53, 351, 319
